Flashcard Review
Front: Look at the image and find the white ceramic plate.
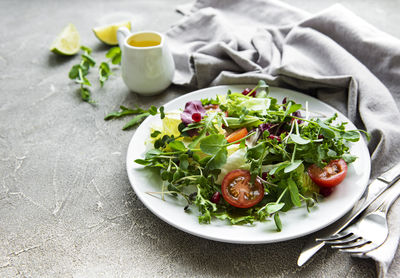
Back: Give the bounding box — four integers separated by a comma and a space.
126, 85, 370, 244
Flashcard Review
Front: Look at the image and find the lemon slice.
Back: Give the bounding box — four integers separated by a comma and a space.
149, 111, 182, 144
50, 23, 81, 55
92, 21, 131, 45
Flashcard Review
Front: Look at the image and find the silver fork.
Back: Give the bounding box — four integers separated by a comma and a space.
316, 180, 400, 254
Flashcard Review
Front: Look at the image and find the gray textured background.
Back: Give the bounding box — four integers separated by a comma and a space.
1, 0, 399, 277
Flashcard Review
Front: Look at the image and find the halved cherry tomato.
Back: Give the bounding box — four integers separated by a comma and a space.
226, 127, 248, 143
221, 169, 264, 208
307, 159, 348, 188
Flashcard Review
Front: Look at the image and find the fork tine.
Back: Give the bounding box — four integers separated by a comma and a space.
330, 239, 370, 249
316, 231, 352, 242
324, 234, 360, 245
338, 242, 374, 254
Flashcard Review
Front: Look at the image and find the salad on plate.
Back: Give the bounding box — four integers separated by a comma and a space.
134, 81, 367, 231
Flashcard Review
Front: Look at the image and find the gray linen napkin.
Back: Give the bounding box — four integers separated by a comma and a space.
166, 0, 400, 276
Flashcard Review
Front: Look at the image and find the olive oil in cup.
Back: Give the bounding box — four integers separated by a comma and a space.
117, 28, 175, 95
128, 38, 160, 47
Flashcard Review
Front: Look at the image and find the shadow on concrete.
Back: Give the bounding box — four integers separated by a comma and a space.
47, 52, 75, 67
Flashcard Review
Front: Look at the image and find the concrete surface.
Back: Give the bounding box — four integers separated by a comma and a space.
0, 0, 399, 277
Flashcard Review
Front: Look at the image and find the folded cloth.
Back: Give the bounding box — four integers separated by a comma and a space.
166, 0, 400, 276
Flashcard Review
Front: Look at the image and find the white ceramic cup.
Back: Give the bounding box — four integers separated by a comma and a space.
117, 28, 175, 95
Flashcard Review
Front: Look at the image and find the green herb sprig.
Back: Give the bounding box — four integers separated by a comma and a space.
68, 46, 122, 102
98, 47, 121, 87
105, 105, 165, 130
68, 46, 95, 102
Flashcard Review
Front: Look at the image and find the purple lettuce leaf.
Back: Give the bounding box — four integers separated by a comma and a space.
180, 100, 206, 125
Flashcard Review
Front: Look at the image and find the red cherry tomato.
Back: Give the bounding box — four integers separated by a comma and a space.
307, 159, 348, 188
221, 170, 264, 208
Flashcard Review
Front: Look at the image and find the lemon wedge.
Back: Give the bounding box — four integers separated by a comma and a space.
162, 112, 182, 138
92, 21, 131, 45
149, 112, 182, 144
50, 23, 81, 55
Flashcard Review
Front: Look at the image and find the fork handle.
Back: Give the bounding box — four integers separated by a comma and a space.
335, 176, 400, 235
377, 181, 400, 214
